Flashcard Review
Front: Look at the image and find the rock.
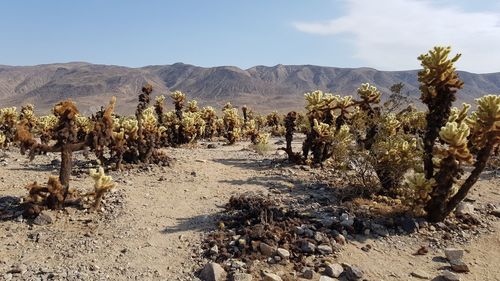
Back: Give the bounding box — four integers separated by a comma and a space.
444, 248, 464, 261
449, 259, 469, 272
441, 271, 460, 281
302, 268, 314, 279
334, 234, 346, 245
209, 245, 219, 255
411, 270, 431, 279
232, 272, 253, 281
300, 240, 316, 254
399, 217, 419, 233
455, 202, 475, 216
319, 276, 335, 281
415, 245, 429, 255
490, 208, 500, 218
3, 273, 12, 281
371, 223, 389, 237
294, 226, 305, 235
260, 243, 276, 256
345, 264, 363, 280
324, 263, 343, 278
207, 144, 217, 149
33, 211, 53, 225
199, 263, 227, 281
262, 272, 282, 281
317, 244, 333, 255
314, 232, 328, 242
276, 248, 290, 259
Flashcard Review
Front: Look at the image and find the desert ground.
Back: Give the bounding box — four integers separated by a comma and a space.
0, 138, 499, 281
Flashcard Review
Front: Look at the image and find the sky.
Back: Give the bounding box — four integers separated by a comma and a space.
1, 0, 499, 73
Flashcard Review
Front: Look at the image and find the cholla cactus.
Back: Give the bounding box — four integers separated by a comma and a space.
0, 107, 18, 145
171, 91, 186, 118
399, 173, 435, 216
187, 100, 199, 113
154, 95, 166, 125
0, 133, 6, 148
438, 121, 472, 162
89, 167, 115, 209
466, 95, 500, 149
223, 108, 241, 144
201, 106, 217, 139
357, 83, 381, 104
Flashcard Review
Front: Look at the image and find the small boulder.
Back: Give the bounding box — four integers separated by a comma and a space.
449, 259, 469, 273
319, 276, 335, 281
444, 248, 464, 261
324, 263, 343, 278
345, 264, 363, 280
411, 270, 431, 279
33, 211, 53, 225
199, 263, 227, 281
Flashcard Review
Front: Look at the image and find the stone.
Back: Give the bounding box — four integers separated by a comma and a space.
262, 272, 282, 281
444, 248, 464, 261
411, 270, 430, 279
260, 243, 276, 256
345, 264, 363, 280
441, 271, 460, 281
455, 202, 475, 216
209, 245, 219, 255
317, 244, 333, 255
324, 263, 343, 278
319, 276, 335, 281
300, 240, 316, 254
294, 226, 305, 235
314, 232, 328, 242
490, 208, 500, 218
334, 234, 346, 245
302, 268, 314, 279
33, 211, 53, 225
449, 259, 469, 273
276, 248, 290, 259
371, 223, 389, 237
199, 263, 227, 281
207, 144, 218, 149
232, 272, 253, 281
399, 217, 419, 233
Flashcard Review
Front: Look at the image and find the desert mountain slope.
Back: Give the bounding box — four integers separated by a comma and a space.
0, 62, 499, 114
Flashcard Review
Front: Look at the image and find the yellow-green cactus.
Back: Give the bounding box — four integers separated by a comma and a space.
75, 115, 93, 134
418, 46, 463, 103
449, 103, 471, 123
171, 91, 186, 104
187, 100, 199, 113
0, 133, 5, 147
89, 166, 115, 209
357, 83, 381, 104
467, 95, 500, 148
400, 172, 435, 215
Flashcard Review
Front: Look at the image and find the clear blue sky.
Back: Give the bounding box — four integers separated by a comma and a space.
1, 0, 499, 72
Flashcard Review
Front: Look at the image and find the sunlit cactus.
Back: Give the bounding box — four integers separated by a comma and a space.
399, 173, 435, 216
466, 95, 500, 149
223, 108, 241, 144
0, 133, 6, 148
89, 166, 116, 210
200, 106, 217, 139
357, 83, 381, 104
187, 100, 199, 113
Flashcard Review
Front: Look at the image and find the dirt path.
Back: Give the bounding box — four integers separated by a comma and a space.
1, 142, 499, 281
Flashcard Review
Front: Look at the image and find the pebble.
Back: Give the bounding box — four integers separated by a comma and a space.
317, 244, 333, 255
300, 240, 316, 254
276, 248, 290, 259
302, 268, 314, 279
411, 270, 431, 279
262, 272, 282, 281
33, 211, 54, 225
319, 276, 335, 281
232, 272, 253, 281
259, 242, 276, 256
455, 202, 475, 216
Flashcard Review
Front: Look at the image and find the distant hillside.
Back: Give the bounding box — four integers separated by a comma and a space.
0, 62, 499, 114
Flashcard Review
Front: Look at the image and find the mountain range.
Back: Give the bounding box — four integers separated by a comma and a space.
1, 62, 499, 114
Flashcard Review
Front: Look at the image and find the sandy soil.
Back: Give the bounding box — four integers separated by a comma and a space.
0, 140, 499, 281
